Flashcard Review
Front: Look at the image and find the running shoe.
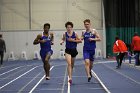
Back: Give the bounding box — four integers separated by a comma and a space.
68, 79, 72, 85
88, 77, 91, 82
116, 66, 120, 69
46, 77, 50, 80
90, 71, 92, 78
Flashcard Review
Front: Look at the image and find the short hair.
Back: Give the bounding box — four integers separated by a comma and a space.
84, 19, 90, 24
0, 34, 2, 38
44, 23, 50, 29
134, 32, 138, 36
115, 36, 119, 40
65, 21, 73, 28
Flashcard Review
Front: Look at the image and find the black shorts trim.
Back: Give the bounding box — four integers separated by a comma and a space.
65, 48, 78, 57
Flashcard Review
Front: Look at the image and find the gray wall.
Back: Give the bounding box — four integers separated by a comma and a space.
1, 29, 105, 60
0, 0, 102, 30
0, 0, 105, 60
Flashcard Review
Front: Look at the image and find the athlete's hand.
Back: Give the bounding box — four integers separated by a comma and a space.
67, 38, 75, 42
51, 42, 54, 45
81, 37, 84, 40
60, 41, 64, 45
89, 38, 94, 41
39, 39, 47, 43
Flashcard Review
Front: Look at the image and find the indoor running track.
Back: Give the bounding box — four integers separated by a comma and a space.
0, 59, 140, 93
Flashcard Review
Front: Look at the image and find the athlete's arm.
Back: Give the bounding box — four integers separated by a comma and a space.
74, 32, 82, 43
33, 34, 45, 45
3, 40, 6, 52
89, 30, 101, 41
50, 32, 54, 45
81, 31, 85, 40
67, 32, 82, 43
131, 37, 134, 50
60, 33, 65, 45
95, 31, 101, 41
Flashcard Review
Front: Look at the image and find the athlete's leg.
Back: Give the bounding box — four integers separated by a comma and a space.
83, 50, 91, 79
44, 52, 52, 79
137, 51, 140, 65
116, 53, 120, 68
85, 59, 91, 77
134, 51, 139, 65
89, 61, 93, 70
89, 61, 93, 77
0, 52, 4, 65
71, 57, 75, 69
85, 59, 91, 82
0, 53, 1, 65
119, 53, 125, 67
89, 50, 95, 77
65, 53, 72, 80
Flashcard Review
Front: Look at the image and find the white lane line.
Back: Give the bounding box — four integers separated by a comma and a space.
85, 88, 104, 90
61, 66, 67, 93
91, 70, 111, 93
54, 63, 84, 67
0, 64, 42, 77
0, 63, 41, 69
124, 63, 140, 71
103, 64, 140, 85
0, 66, 23, 76
0, 66, 40, 90
17, 71, 43, 93
0, 64, 20, 69
0, 68, 27, 81
0, 65, 42, 81
94, 61, 115, 64
67, 76, 70, 93
72, 76, 86, 78
39, 88, 63, 91
29, 66, 54, 93
53, 61, 115, 68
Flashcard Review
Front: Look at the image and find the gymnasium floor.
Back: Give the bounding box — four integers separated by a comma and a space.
0, 59, 140, 93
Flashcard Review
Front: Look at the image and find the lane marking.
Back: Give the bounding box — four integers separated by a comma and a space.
61, 66, 67, 93
0, 66, 23, 76
54, 63, 84, 67
103, 64, 140, 85
17, 71, 43, 93
0, 63, 39, 69
16, 75, 87, 80
91, 70, 111, 93
0, 66, 40, 90
51, 60, 115, 68
67, 76, 70, 93
0, 65, 42, 81
124, 63, 140, 71
39, 88, 63, 91
0, 68, 32, 81
0, 64, 20, 69
0, 67, 27, 81
29, 66, 54, 93
72, 76, 87, 78
94, 61, 115, 64
0, 64, 41, 77
84, 88, 104, 90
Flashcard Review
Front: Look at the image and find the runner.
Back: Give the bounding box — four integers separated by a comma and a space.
60, 21, 82, 85
131, 32, 140, 66
33, 23, 54, 80
0, 34, 6, 66
81, 19, 101, 82
113, 36, 127, 69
